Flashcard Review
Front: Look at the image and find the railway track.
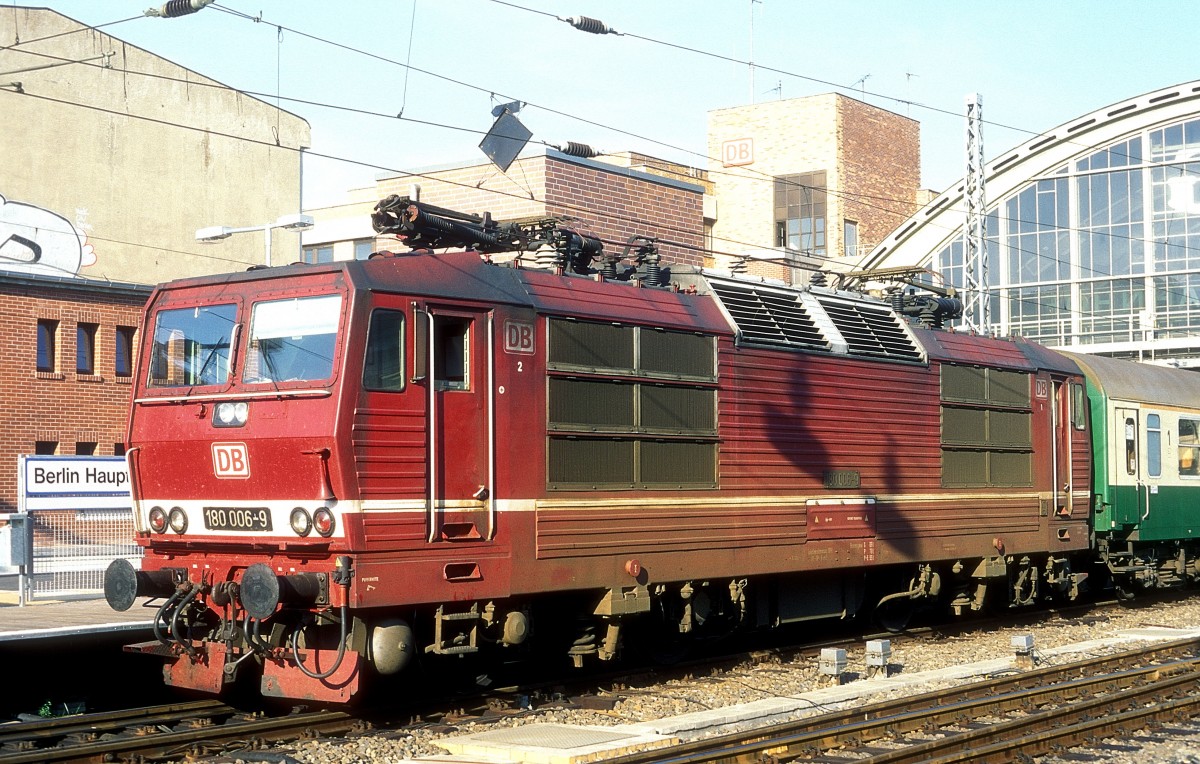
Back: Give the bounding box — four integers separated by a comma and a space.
0, 598, 1179, 763
602, 635, 1200, 764
0, 699, 363, 763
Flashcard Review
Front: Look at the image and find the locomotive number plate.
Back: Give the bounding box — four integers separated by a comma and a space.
203, 507, 273, 532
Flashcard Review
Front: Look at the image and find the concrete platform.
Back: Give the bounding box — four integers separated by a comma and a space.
0, 592, 154, 641
418, 626, 1200, 763
432, 725, 675, 764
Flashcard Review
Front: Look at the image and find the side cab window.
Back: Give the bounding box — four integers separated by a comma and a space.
363, 309, 405, 391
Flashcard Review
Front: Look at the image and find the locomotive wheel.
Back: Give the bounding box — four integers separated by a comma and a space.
873, 597, 914, 633
1113, 581, 1137, 601
645, 631, 689, 665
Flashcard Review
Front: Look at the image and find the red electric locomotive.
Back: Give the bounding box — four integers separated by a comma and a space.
105, 197, 1092, 702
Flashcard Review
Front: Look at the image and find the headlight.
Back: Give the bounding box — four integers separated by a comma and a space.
168, 507, 188, 534
313, 507, 336, 537
148, 506, 167, 534
290, 507, 312, 537
213, 401, 249, 427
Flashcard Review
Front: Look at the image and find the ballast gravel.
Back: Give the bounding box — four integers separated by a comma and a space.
259, 598, 1200, 764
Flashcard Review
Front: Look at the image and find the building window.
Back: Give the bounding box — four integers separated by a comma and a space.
37, 319, 58, 372
774, 171, 826, 255
114, 443, 127, 456
115, 326, 136, 377
354, 239, 375, 260
843, 220, 858, 258
76, 442, 97, 456
77, 322, 98, 375
302, 244, 334, 264
34, 441, 58, 455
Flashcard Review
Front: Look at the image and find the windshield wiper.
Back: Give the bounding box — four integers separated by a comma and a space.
193, 337, 227, 387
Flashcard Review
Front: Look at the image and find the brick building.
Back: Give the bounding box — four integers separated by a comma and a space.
706, 93, 920, 283
304, 149, 707, 268
0, 273, 150, 512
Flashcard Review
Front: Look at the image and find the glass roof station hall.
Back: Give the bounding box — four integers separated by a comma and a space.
862, 80, 1200, 367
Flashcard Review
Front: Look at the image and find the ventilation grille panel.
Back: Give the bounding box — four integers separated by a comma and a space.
815, 296, 924, 361
707, 277, 925, 363
709, 281, 827, 351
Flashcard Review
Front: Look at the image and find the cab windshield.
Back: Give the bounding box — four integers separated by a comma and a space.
147, 303, 237, 388
145, 294, 343, 390
243, 294, 342, 383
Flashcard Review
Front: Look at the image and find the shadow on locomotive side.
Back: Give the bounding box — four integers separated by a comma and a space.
103, 195, 1199, 702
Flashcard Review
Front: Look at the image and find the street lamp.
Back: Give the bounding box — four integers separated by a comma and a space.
196, 213, 315, 267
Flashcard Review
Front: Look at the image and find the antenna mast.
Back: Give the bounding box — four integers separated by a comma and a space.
749, 0, 761, 103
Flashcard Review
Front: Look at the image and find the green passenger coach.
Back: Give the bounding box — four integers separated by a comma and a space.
1064, 351, 1200, 594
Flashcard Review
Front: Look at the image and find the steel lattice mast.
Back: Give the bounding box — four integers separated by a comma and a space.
963, 93, 988, 333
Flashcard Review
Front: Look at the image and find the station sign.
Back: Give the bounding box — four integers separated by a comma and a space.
18, 455, 130, 511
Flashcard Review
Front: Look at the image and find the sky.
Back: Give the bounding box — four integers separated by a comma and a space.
22, 1, 1200, 209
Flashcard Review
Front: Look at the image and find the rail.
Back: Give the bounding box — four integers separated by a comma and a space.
601, 636, 1200, 764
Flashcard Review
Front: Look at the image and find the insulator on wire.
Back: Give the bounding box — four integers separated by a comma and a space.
145, 0, 213, 18
558, 141, 599, 158
565, 16, 616, 35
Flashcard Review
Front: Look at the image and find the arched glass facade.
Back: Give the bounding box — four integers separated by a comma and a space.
934, 115, 1200, 362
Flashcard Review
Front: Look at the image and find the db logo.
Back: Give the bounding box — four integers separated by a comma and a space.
722, 137, 754, 167
503, 320, 535, 355
212, 443, 250, 478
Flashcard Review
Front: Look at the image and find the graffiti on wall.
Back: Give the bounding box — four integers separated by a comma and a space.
0, 193, 96, 277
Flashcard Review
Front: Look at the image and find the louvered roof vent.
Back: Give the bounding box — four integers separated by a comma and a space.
706, 275, 925, 363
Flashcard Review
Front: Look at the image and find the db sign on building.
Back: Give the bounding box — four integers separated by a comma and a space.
722, 137, 754, 167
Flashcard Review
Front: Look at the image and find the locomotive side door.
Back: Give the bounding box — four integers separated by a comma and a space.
1052, 377, 1072, 516
423, 307, 494, 543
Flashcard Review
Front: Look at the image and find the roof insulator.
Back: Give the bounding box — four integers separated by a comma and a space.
565, 16, 616, 35
558, 141, 599, 158
145, 0, 213, 18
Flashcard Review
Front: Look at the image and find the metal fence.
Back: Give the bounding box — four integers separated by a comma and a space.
12, 508, 141, 604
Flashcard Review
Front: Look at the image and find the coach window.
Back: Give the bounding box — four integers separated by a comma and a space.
1071, 383, 1086, 430
1147, 414, 1162, 478
434, 317, 470, 391
363, 309, 405, 391
1125, 417, 1137, 476
1180, 419, 1200, 477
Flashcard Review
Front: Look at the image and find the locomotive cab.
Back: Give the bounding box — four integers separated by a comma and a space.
107, 258, 531, 701
106, 267, 373, 699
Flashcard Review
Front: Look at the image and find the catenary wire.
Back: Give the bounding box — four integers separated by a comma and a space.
3, 15, 1197, 325
3, 82, 1195, 328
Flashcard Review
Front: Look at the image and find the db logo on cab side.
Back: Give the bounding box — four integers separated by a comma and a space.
212, 443, 250, 478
